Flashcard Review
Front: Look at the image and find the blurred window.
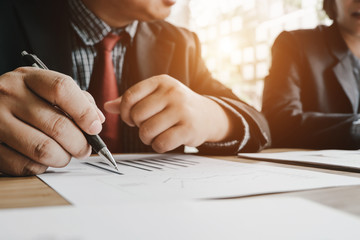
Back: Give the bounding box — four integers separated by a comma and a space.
167, 0, 328, 110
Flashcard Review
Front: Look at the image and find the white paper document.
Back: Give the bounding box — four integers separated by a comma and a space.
238, 150, 360, 171
38, 154, 360, 205
1, 197, 360, 240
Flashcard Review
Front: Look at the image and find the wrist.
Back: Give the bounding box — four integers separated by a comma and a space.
204, 97, 233, 142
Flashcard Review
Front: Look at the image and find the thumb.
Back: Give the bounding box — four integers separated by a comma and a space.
104, 97, 122, 113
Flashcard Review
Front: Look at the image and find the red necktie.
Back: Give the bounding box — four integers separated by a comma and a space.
88, 33, 122, 153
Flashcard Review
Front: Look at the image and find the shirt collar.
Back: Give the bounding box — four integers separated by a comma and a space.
68, 0, 138, 46
349, 52, 360, 70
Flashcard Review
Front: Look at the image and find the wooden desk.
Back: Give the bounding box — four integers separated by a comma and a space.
0, 176, 69, 209
1, 149, 360, 218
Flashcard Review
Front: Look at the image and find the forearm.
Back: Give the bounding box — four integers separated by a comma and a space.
266, 109, 360, 149
197, 96, 270, 155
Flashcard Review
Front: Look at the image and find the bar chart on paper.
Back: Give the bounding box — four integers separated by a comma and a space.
39, 154, 360, 205
85, 154, 199, 175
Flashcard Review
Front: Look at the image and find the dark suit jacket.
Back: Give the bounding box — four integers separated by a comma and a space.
0, 0, 270, 154
263, 23, 360, 149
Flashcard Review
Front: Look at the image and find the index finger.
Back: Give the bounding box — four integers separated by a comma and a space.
20, 67, 102, 135
120, 76, 160, 126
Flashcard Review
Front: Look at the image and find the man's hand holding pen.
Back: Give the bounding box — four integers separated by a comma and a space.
0, 67, 104, 176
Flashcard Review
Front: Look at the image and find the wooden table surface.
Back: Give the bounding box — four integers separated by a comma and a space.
1, 149, 360, 218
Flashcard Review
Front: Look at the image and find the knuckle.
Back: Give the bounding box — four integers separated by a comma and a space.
21, 160, 48, 176
33, 138, 54, 163
183, 119, 196, 131
122, 90, 134, 105
165, 86, 182, 100
152, 139, 169, 153
49, 116, 69, 139
0, 81, 12, 98
51, 75, 73, 103
0, 72, 22, 98
72, 144, 91, 159
139, 125, 153, 145
78, 106, 95, 123
54, 155, 71, 168
176, 103, 187, 114
13, 67, 29, 74
158, 74, 170, 80
130, 110, 142, 126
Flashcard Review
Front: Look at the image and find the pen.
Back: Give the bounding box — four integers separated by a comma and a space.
21, 51, 119, 172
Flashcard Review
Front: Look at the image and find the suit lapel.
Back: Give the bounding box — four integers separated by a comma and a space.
333, 57, 359, 113
13, 0, 72, 76
133, 22, 175, 81
327, 24, 359, 113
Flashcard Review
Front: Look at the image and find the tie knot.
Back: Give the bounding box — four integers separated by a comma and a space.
96, 33, 122, 52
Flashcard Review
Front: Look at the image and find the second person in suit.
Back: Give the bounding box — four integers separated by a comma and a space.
262, 0, 360, 149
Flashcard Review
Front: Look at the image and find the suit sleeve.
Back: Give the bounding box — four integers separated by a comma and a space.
187, 32, 271, 154
262, 31, 360, 149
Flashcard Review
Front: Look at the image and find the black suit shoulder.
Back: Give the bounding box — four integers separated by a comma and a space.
272, 25, 330, 61
280, 25, 325, 39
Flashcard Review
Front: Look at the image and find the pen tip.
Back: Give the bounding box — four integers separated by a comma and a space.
98, 147, 119, 172
21, 51, 28, 56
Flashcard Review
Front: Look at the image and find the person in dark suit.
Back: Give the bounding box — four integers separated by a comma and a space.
0, 0, 270, 176
262, 0, 360, 149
